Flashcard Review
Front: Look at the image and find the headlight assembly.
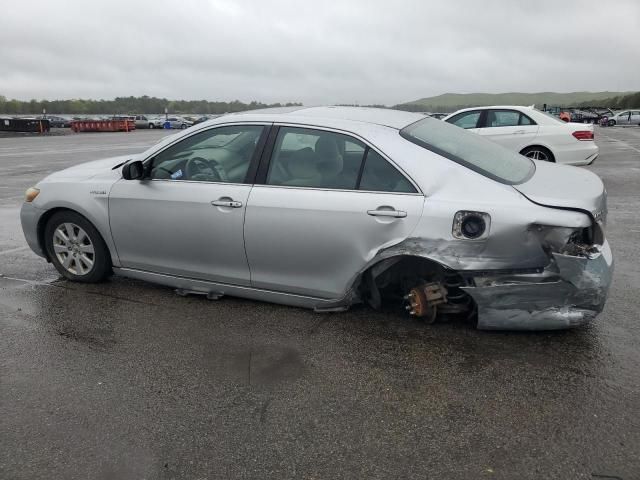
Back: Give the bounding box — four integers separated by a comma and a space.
25, 187, 40, 203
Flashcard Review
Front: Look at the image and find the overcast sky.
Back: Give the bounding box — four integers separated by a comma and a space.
1, 0, 638, 105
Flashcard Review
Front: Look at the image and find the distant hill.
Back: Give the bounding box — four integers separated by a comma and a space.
395, 91, 634, 112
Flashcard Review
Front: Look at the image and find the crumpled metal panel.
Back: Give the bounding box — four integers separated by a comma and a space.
462, 241, 613, 330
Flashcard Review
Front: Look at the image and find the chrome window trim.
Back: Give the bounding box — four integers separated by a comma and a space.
250, 183, 424, 196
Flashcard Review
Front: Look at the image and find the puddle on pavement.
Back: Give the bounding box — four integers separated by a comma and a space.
225, 345, 306, 386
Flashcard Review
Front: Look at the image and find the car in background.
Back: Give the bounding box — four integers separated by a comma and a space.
148, 117, 166, 129
20, 106, 612, 331
443, 105, 598, 165
43, 116, 71, 128
607, 110, 640, 127
132, 115, 153, 129
428, 113, 448, 120
163, 117, 194, 129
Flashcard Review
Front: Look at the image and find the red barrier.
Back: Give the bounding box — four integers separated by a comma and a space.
71, 119, 135, 133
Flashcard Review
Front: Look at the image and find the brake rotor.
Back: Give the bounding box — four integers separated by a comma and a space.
404, 282, 449, 324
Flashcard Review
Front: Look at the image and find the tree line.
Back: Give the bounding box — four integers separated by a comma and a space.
0, 95, 302, 115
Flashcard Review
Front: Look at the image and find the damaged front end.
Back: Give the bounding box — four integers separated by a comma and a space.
461, 222, 613, 330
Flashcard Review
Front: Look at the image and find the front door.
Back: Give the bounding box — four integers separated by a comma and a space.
109, 124, 267, 285
244, 126, 424, 299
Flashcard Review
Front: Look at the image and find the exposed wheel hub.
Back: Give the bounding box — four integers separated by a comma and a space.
404, 282, 447, 324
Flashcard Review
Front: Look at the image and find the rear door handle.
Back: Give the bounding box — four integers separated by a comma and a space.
367, 209, 407, 218
211, 198, 242, 208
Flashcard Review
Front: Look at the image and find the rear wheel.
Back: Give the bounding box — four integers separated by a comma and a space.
520, 146, 555, 162
608, 119, 616, 127
44, 211, 111, 283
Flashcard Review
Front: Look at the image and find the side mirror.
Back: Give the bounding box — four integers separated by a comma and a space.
122, 160, 144, 180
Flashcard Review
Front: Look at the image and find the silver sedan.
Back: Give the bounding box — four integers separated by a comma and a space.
20, 107, 613, 330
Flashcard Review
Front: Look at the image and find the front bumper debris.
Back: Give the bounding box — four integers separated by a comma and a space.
462, 240, 613, 330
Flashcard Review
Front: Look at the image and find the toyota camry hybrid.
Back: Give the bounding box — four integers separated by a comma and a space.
20, 106, 613, 330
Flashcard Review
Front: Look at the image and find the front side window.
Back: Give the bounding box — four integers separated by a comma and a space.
446, 111, 482, 129
149, 125, 264, 183
400, 117, 535, 185
266, 127, 366, 189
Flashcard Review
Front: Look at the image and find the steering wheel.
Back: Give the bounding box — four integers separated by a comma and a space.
184, 157, 226, 182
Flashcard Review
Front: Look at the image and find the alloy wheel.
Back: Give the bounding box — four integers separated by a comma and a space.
524, 149, 549, 161
52, 223, 95, 275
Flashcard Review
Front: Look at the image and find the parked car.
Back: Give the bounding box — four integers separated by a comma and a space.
43, 115, 71, 128
163, 117, 193, 129
428, 113, 447, 120
20, 107, 612, 331
443, 105, 599, 165
131, 115, 152, 129
607, 110, 640, 127
147, 116, 166, 129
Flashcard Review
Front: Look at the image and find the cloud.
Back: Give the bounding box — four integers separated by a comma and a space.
0, 0, 638, 105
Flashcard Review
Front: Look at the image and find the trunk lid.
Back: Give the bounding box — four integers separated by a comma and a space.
514, 160, 606, 221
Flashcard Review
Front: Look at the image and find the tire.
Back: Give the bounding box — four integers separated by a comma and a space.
44, 211, 111, 283
520, 146, 555, 162
149, 123, 155, 129
180, 124, 187, 129
608, 120, 616, 127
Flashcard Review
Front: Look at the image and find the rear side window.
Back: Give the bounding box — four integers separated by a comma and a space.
446, 111, 481, 129
267, 127, 366, 189
265, 127, 417, 193
400, 117, 535, 185
486, 110, 536, 127
359, 151, 416, 193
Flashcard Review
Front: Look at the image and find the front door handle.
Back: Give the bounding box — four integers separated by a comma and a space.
367, 208, 407, 218
211, 198, 243, 208
513, 129, 526, 134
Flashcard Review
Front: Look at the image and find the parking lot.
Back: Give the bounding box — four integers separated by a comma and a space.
1, 127, 639, 479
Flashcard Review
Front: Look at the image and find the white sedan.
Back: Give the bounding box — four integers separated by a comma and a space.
443, 106, 599, 165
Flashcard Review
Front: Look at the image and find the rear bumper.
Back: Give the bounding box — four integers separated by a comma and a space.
554, 142, 599, 166
20, 202, 46, 258
462, 240, 613, 330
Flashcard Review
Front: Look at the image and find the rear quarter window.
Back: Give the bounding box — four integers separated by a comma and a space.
400, 117, 535, 185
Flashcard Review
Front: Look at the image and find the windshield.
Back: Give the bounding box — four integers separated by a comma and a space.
400, 117, 535, 185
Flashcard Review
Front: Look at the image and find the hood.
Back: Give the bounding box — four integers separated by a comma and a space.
45, 155, 133, 180
514, 161, 606, 220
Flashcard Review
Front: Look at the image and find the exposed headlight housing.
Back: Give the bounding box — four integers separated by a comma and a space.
25, 187, 40, 203
452, 211, 490, 240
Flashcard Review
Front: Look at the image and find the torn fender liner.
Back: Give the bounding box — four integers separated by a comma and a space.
462, 241, 613, 330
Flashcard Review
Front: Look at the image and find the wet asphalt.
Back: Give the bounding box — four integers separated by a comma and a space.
1, 127, 639, 480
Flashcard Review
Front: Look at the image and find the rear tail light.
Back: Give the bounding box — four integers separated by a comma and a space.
572, 130, 594, 141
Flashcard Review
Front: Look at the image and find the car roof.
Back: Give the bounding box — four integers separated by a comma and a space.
209, 106, 426, 130
447, 105, 535, 115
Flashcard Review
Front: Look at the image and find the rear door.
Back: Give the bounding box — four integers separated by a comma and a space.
244, 126, 424, 299
476, 109, 539, 151
630, 111, 640, 125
